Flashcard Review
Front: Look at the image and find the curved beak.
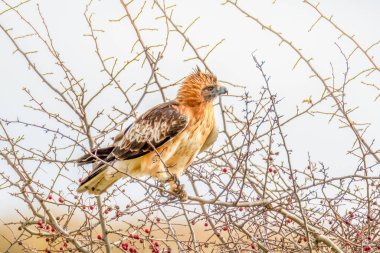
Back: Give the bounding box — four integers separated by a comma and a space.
217, 86, 228, 95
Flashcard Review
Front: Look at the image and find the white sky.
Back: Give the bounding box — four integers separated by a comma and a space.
0, 0, 379, 216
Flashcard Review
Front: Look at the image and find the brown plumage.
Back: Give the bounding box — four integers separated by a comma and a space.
77, 69, 227, 201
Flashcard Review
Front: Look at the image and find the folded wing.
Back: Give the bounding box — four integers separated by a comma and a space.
112, 101, 189, 160
77, 101, 189, 193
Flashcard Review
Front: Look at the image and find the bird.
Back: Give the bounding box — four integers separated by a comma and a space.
76, 68, 227, 201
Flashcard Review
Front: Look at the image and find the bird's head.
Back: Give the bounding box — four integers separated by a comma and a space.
177, 67, 228, 106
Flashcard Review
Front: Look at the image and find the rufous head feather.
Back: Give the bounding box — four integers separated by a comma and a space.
176, 68, 227, 106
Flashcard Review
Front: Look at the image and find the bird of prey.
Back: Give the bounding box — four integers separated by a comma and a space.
77, 69, 227, 201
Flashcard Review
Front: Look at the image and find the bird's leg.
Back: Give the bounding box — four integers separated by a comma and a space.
167, 174, 188, 202
168, 174, 180, 187
157, 173, 188, 201
157, 171, 175, 197
157, 174, 179, 197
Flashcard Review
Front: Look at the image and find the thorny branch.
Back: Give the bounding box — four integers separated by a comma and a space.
0, 0, 379, 253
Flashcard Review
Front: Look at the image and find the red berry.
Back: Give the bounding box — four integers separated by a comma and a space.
191, 220, 196, 225
239, 207, 244, 212
60, 247, 63, 251
45, 224, 50, 230
154, 241, 159, 247
122, 243, 129, 250
48, 195, 53, 200
104, 210, 109, 214
156, 218, 160, 223
51, 228, 56, 233
363, 245, 371, 252
59, 197, 64, 203
251, 243, 256, 249
268, 168, 273, 173
45, 237, 50, 242
222, 226, 228, 231
222, 167, 228, 173
97, 234, 102, 240
89, 205, 94, 210
144, 228, 150, 233
63, 242, 68, 247
82, 205, 86, 210
204, 222, 208, 227
133, 234, 140, 239
346, 242, 350, 246
38, 220, 43, 226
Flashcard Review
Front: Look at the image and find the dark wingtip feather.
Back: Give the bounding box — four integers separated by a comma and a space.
76, 146, 115, 165
76, 153, 93, 166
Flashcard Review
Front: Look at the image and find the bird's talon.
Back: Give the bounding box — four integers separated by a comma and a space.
158, 183, 168, 197
173, 184, 188, 202
177, 184, 184, 191
178, 189, 188, 202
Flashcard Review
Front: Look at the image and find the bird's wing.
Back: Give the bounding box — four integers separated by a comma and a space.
112, 101, 189, 160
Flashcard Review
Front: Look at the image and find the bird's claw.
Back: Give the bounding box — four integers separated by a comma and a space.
160, 174, 188, 202
158, 182, 169, 197
173, 184, 188, 202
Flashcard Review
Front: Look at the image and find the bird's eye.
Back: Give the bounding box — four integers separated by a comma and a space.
206, 86, 214, 91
